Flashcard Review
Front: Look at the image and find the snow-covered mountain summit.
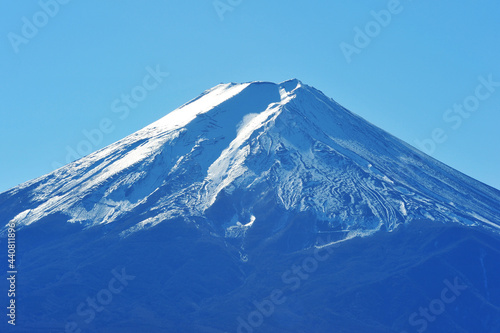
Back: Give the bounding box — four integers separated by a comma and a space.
2, 79, 500, 333
1, 79, 500, 245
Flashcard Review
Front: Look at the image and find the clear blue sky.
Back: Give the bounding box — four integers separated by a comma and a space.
1, 0, 499, 192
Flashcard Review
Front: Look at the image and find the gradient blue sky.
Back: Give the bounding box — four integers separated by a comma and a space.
1, 0, 499, 192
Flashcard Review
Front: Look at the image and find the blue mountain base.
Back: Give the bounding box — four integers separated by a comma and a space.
1, 218, 499, 333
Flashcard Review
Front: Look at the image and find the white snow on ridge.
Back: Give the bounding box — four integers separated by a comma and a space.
469, 212, 500, 231
2, 79, 500, 241
144, 83, 250, 134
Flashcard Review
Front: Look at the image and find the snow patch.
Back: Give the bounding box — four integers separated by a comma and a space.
399, 201, 407, 216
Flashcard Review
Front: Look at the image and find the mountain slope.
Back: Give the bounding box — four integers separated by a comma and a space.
1, 79, 499, 243
1, 79, 500, 332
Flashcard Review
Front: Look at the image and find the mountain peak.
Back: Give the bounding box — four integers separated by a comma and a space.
4, 80, 500, 333
279, 78, 303, 92
1, 80, 500, 244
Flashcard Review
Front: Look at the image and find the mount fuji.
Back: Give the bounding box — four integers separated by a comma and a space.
1, 79, 500, 332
